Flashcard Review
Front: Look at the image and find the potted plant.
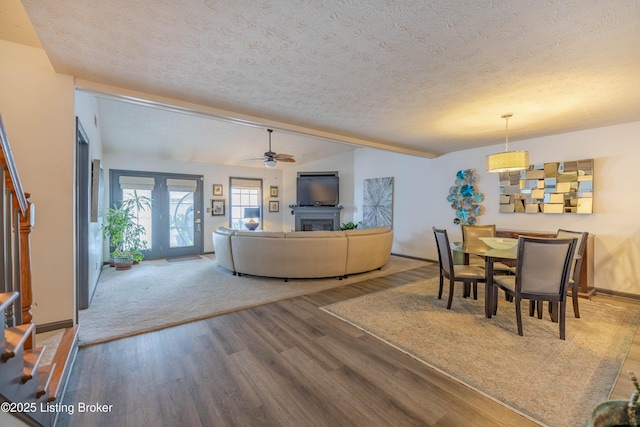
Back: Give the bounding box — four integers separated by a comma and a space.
339, 221, 361, 231
120, 190, 152, 263
102, 191, 151, 270
590, 372, 640, 427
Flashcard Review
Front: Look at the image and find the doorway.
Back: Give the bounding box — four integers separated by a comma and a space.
110, 170, 204, 259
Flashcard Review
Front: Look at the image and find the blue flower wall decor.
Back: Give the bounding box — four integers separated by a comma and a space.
448, 169, 484, 225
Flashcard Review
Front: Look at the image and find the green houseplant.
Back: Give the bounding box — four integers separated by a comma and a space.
590, 372, 640, 427
120, 190, 152, 263
339, 221, 361, 231
102, 191, 151, 269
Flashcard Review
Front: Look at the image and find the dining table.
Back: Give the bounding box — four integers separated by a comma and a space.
453, 240, 580, 319
453, 242, 517, 318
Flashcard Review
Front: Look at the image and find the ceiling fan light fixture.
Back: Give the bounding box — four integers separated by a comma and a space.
486, 113, 529, 173
264, 159, 277, 168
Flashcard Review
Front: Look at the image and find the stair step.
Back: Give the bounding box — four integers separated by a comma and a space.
0, 292, 19, 313
46, 325, 79, 402
2, 323, 35, 362
36, 363, 55, 399
22, 346, 46, 383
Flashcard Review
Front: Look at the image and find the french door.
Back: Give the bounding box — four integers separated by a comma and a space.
110, 170, 204, 259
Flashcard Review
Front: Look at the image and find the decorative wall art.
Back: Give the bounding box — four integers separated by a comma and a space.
499, 159, 593, 214
211, 199, 225, 216
363, 177, 394, 228
213, 184, 223, 196
448, 169, 484, 225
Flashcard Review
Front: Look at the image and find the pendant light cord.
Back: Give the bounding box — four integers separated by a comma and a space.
502, 113, 512, 152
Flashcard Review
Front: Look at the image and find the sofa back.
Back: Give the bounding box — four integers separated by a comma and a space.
344, 226, 393, 275
213, 227, 236, 272
231, 231, 348, 278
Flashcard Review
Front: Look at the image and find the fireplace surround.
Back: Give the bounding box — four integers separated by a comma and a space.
289, 205, 344, 231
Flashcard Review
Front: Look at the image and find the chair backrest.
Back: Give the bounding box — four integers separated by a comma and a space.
516, 236, 576, 297
556, 229, 588, 281
462, 224, 496, 244
433, 227, 453, 276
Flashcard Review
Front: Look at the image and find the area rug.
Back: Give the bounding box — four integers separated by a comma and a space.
78, 254, 428, 347
321, 278, 640, 427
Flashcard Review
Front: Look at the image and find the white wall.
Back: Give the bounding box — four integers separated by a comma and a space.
0, 41, 75, 325
74, 91, 105, 303
355, 121, 640, 296
105, 150, 356, 251
102, 154, 285, 253
282, 151, 355, 231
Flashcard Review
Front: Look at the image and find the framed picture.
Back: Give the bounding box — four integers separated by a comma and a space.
269, 201, 280, 212
211, 199, 225, 216
270, 186, 278, 197
213, 184, 223, 196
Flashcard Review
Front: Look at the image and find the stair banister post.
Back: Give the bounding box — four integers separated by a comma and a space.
19, 193, 35, 350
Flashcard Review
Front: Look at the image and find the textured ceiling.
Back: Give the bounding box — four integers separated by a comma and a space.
9, 0, 640, 165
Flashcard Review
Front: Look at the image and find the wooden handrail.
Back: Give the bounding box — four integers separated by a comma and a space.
0, 115, 28, 215
1, 114, 34, 349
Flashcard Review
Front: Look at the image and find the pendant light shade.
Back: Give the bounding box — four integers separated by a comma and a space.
486, 114, 529, 173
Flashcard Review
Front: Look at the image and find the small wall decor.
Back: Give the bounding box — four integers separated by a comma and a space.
363, 177, 394, 228
213, 184, 223, 196
211, 199, 225, 216
270, 186, 278, 197
269, 201, 279, 212
448, 169, 484, 225
498, 159, 593, 214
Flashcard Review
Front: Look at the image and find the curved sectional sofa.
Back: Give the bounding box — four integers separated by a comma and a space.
213, 226, 393, 280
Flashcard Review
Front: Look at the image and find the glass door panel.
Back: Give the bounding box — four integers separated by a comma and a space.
122, 189, 153, 250
169, 191, 194, 248
111, 171, 203, 260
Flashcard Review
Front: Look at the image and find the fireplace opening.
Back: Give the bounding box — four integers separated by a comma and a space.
301, 218, 334, 231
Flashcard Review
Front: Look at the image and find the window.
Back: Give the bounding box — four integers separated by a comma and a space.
230, 178, 262, 230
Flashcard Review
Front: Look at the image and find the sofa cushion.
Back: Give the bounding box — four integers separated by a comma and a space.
234, 230, 286, 238
215, 226, 236, 236
344, 226, 391, 236
286, 230, 345, 238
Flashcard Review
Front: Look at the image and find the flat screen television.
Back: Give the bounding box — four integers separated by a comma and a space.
296, 175, 339, 206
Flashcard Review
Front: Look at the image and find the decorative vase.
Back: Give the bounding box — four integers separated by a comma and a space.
113, 255, 133, 271
245, 222, 259, 231
589, 400, 638, 427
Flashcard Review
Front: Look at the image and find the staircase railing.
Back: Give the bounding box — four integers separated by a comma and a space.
0, 114, 34, 349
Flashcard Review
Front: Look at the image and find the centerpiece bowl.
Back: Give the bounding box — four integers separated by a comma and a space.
479, 237, 518, 250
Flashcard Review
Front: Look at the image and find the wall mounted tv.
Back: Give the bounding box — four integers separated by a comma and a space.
296, 172, 339, 206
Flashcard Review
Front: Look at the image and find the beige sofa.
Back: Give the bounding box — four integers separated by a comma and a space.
213, 226, 393, 280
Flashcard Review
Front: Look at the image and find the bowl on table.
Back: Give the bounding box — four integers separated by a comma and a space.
478, 237, 518, 250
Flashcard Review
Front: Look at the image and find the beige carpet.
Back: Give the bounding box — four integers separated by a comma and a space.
321, 278, 640, 427
78, 254, 428, 347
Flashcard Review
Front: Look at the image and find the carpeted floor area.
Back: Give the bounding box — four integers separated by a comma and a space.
78, 254, 429, 347
321, 278, 640, 427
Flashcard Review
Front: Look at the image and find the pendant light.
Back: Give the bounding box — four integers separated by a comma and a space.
485, 113, 529, 173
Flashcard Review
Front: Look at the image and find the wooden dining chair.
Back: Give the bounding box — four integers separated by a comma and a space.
461, 224, 513, 273
492, 236, 576, 340
433, 227, 486, 309
556, 229, 588, 318
525, 229, 589, 320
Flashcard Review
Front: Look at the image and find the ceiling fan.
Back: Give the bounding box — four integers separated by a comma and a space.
260, 129, 295, 168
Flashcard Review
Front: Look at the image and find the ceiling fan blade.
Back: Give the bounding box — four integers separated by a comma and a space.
273, 153, 294, 160
276, 157, 296, 163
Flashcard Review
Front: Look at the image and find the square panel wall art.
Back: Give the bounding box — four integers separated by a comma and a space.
498, 159, 593, 214
363, 177, 394, 228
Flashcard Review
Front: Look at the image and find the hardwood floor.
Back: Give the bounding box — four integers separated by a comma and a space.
56, 265, 639, 427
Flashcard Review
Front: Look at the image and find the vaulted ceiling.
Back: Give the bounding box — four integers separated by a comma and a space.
3, 1, 640, 167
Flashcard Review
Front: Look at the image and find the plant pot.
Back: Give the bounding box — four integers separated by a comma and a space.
113, 255, 133, 271
589, 400, 639, 427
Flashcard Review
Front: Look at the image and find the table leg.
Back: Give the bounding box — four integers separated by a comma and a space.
485, 256, 494, 318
